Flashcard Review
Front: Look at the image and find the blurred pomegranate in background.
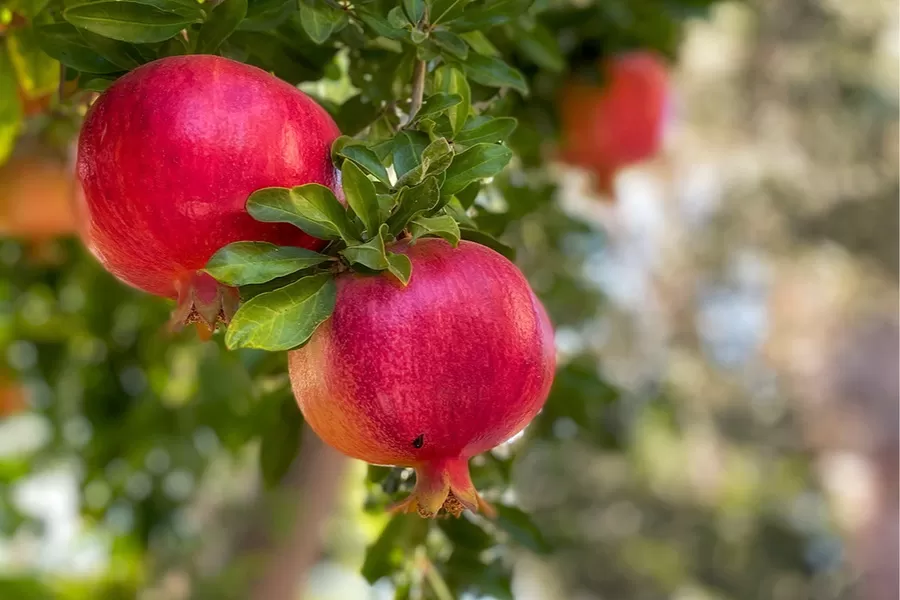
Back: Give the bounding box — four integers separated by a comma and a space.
0, 154, 78, 243
559, 51, 671, 200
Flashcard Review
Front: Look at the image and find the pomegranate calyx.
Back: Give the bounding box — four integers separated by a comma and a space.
390, 458, 495, 520
170, 271, 240, 340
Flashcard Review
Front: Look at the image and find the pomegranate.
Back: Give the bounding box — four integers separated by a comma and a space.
289, 239, 556, 518
76, 55, 341, 337
559, 51, 670, 198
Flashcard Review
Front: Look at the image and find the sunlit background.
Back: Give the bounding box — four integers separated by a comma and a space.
1, 0, 897, 599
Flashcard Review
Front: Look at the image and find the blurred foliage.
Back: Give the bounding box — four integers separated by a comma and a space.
0, 0, 881, 598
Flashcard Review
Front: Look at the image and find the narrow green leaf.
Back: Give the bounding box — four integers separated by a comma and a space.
386, 176, 440, 234
376, 193, 396, 222
387, 7, 409, 29
341, 160, 381, 237
410, 214, 460, 246
434, 65, 470, 135
386, 253, 412, 286
259, 393, 304, 488
460, 53, 528, 94
247, 185, 359, 243
196, 0, 248, 53
34, 23, 123, 74
459, 227, 515, 260
454, 116, 517, 146
430, 0, 471, 25
226, 273, 336, 351
6, 26, 60, 100
64, 2, 200, 44
442, 143, 512, 195
337, 144, 391, 187
514, 22, 564, 72
356, 8, 409, 42
444, 197, 476, 227
402, 0, 425, 24
415, 92, 462, 121
0, 53, 22, 165
395, 137, 453, 188
431, 29, 468, 59
391, 130, 430, 181
204, 241, 331, 286
299, 0, 346, 44
494, 504, 552, 554
78, 29, 145, 70
459, 30, 499, 56
445, 0, 523, 32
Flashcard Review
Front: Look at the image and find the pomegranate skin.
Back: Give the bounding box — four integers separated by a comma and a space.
560, 51, 670, 197
289, 239, 556, 517
76, 55, 340, 305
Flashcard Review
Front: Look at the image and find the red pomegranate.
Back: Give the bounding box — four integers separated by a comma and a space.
289, 239, 556, 518
559, 51, 670, 199
76, 55, 341, 337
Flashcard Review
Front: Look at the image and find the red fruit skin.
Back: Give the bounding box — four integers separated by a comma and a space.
76, 55, 340, 300
560, 51, 670, 197
289, 239, 556, 517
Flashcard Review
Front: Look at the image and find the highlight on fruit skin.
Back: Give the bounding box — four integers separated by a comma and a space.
288, 239, 557, 519
75, 54, 341, 338
559, 50, 671, 199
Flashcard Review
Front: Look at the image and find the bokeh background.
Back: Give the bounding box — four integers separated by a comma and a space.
1, 0, 897, 599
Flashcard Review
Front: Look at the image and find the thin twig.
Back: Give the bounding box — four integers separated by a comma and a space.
406, 59, 427, 125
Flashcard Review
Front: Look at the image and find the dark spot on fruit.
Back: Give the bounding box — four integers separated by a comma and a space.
412, 434, 424, 449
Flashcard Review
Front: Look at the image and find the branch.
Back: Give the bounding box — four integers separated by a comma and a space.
406, 59, 427, 125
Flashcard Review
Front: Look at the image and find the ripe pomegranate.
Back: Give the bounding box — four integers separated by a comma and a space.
76, 55, 340, 337
0, 155, 78, 241
559, 51, 671, 199
289, 239, 556, 518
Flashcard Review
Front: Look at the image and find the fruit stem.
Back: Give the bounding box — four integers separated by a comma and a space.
406, 59, 427, 125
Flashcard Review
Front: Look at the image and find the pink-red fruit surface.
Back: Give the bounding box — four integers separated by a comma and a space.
289, 239, 556, 518
76, 55, 340, 333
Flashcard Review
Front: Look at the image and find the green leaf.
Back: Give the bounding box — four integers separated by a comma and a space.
0, 53, 22, 165
34, 23, 121, 74
341, 159, 381, 237
415, 92, 462, 121
196, 0, 248, 53
494, 504, 551, 554
445, 0, 523, 31
514, 22, 564, 72
336, 143, 391, 188
80, 77, 116, 92
341, 224, 411, 285
459, 227, 515, 260
433, 65, 470, 135
402, 0, 425, 24
442, 143, 512, 195
204, 242, 331, 286
356, 8, 409, 42
455, 181, 480, 209
391, 130, 430, 181
460, 53, 528, 94
395, 137, 453, 188
454, 116, 517, 146
225, 273, 336, 351
410, 214, 460, 246
298, 0, 346, 44
386, 253, 412, 286
387, 176, 440, 234
430, 0, 471, 25
362, 514, 429, 583
259, 393, 304, 488
247, 185, 360, 243
64, 2, 201, 44
444, 196, 476, 227
459, 30, 498, 56
5, 26, 60, 100
431, 29, 468, 58
78, 29, 144, 70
